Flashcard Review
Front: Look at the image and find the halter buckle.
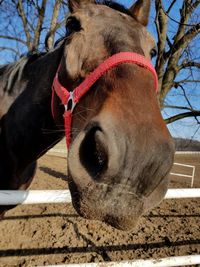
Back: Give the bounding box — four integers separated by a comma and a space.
64, 91, 76, 112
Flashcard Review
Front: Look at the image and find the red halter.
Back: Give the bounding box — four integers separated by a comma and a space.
52, 52, 158, 148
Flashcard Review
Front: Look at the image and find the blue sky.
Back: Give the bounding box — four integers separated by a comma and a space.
0, 0, 199, 141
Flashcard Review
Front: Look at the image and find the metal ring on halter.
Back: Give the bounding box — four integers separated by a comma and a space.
64, 91, 77, 112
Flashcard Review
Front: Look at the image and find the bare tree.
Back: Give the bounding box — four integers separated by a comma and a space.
154, 0, 200, 125
0, 0, 67, 60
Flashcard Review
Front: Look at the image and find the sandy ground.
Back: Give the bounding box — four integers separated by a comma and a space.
0, 147, 200, 267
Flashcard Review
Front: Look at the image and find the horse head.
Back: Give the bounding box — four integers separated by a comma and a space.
53, 0, 175, 230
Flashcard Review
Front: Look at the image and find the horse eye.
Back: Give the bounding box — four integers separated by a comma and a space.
66, 16, 82, 35
150, 48, 157, 59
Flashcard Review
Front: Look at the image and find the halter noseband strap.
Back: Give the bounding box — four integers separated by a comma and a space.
52, 52, 158, 148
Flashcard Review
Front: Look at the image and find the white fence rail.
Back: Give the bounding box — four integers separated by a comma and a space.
175, 151, 200, 155
1, 150, 199, 267
0, 188, 200, 205
170, 163, 196, 187
47, 149, 200, 156
41, 255, 200, 267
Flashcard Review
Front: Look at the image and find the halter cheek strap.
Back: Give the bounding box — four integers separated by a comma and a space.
52, 52, 158, 148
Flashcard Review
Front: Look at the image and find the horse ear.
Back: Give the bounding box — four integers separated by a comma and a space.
68, 0, 95, 12
129, 0, 150, 26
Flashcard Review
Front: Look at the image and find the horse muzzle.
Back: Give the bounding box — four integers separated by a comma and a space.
67, 119, 174, 230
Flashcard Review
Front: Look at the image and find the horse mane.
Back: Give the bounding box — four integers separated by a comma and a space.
0, 53, 45, 94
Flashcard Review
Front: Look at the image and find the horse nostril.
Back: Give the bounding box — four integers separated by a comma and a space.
79, 125, 108, 179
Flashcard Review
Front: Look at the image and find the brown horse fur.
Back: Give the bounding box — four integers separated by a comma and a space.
0, 0, 174, 230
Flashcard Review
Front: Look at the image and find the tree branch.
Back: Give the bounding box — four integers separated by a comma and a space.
175, 80, 200, 84
179, 84, 194, 110
166, 0, 176, 14
45, 19, 66, 51
154, 0, 168, 92
0, 35, 26, 45
33, 0, 47, 50
166, 35, 173, 49
165, 111, 200, 124
164, 105, 194, 111
0, 46, 21, 57
179, 61, 200, 70
45, 0, 62, 51
170, 23, 200, 56
191, 0, 200, 11
17, 0, 32, 50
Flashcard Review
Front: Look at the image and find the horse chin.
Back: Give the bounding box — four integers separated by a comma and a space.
82, 210, 140, 231
102, 216, 140, 231
67, 170, 170, 231
73, 200, 142, 231
68, 176, 146, 231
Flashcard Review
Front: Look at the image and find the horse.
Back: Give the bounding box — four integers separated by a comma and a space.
0, 0, 174, 230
